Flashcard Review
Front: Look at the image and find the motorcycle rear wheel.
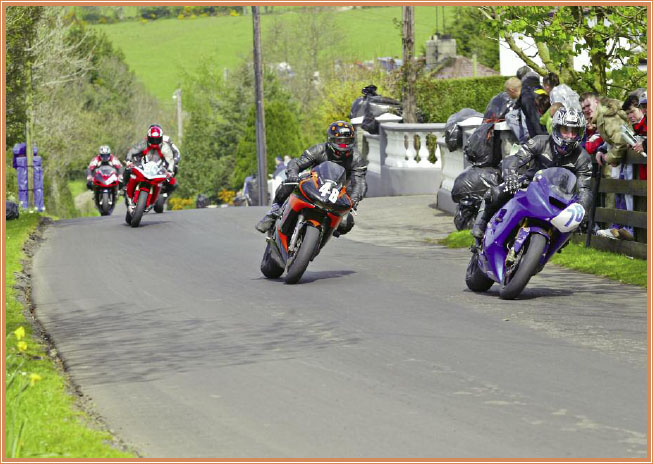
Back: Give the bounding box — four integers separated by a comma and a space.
130, 192, 148, 228
260, 242, 284, 278
500, 233, 547, 300
465, 253, 494, 292
285, 225, 320, 284
154, 195, 165, 213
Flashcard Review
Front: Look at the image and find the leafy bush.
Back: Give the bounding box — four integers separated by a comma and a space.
168, 197, 194, 210
415, 74, 506, 123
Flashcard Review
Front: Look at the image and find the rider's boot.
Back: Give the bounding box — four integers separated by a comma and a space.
471, 200, 492, 240
255, 203, 282, 233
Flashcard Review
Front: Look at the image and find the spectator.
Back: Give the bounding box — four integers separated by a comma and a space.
483, 77, 521, 120
535, 92, 552, 132
581, 92, 630, 167
272, 156, 285, 177
514, 72, 548, 141
542, 72, 560, 95
542, 84, 581, 133
623, 94, 647, 155
581, 92, 633, 240
516, 65, 532, 80
624, 92, 648, 181
639, 91, 647, 113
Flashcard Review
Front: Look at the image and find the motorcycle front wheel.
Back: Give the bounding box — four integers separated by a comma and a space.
500, 233, 547, 300
100, 191, 111, 216
130, 191, 148, 228
285, 225, 320, 284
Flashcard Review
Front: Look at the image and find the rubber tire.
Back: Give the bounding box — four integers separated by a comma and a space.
154, 195, 165, 213
130, 192, 148, 228
100, 191, 110, 216
125, 209, 132, 225
465, 253, 494, 292
285, 226, 320, 284
500, 233, 547, 300
260, 242, 284, 279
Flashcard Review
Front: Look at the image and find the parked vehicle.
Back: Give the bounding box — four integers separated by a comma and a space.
260, 161, 354, 284
465, 167, 585, 299
124, 154, 169, 228
92, 165, 120, 216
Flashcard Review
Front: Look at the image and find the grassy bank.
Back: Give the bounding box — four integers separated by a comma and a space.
95, 6, 452, 102
438, 230, 647, 288
5, 215, 134, 458
68, 180, 100, 217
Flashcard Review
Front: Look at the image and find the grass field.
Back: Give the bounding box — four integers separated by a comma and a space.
6, 215, 134, 458
437, 230, 647, 287
94, 6, 453, 102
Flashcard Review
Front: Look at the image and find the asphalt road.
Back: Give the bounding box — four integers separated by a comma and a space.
32, 197, 648, 458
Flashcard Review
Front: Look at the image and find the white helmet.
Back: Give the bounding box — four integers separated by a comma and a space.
551, 107, 586, 156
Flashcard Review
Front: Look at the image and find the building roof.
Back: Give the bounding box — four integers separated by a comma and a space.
431, 56, 498, 79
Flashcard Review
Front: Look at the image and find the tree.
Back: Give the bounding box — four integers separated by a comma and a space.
443, 7, 499, 71
6, 6, 41, 150
479, 6, 646, 96
233, 96, 305, 187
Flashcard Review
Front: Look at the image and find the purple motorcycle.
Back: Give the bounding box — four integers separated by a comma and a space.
466, 167, 586, 300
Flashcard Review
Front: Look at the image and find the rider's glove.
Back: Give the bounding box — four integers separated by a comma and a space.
503, 174, 521, 194
285, 174, 299, 184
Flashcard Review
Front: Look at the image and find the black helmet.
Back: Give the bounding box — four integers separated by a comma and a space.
147, 124, 163, 146
362, 84, 378, 96
327, 121, 355, 158
98, 145, 111, 162
551, 107, 586, 156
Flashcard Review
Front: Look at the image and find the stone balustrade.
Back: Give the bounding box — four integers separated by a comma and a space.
359, 116, 518, 211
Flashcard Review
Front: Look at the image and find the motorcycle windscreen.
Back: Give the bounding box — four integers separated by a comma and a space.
312, 161, 346, 187
96, 165, 117, 177
535, 167, 577, 201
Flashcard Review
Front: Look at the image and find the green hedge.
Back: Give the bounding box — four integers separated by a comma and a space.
416, 75, 506, 123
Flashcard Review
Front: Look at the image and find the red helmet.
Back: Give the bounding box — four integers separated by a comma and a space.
147, 125, 163, 146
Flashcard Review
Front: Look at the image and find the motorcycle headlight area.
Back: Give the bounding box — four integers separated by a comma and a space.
143, 162, 162, 177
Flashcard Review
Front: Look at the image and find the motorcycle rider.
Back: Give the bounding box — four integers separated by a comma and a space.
471, 107, 593, 241
255, 120, 367, 235
124, 124, 177, 204
86, 145, 123, 190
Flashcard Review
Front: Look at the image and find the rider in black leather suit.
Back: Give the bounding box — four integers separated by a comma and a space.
471, 107, 593, 240
255, 121, 367, 234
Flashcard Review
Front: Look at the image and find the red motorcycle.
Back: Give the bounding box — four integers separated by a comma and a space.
260, 161, 353, 284
125, 154, 169, 228
92, 165, 120, 216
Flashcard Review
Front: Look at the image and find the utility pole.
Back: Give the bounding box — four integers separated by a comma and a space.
25, 61, 34, 208
252, 6, 268, 206
173, 88, 183, 146
402, 6, 417, 123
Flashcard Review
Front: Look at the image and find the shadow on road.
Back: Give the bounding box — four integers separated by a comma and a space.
297, 269, 355, 283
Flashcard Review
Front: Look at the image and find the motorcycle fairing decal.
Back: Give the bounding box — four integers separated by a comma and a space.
551, 203, 585, 233
289, 194, 315, 212
327, 212, 342, 229
277, 229, 289, 252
